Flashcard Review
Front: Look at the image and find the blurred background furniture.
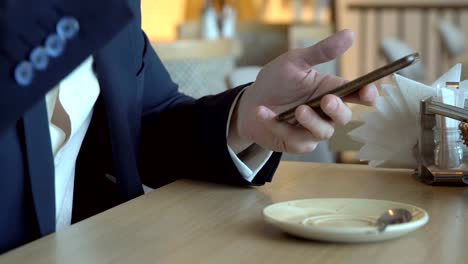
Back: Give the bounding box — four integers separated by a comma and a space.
226, 66, 262, 88
152, 39, 241, 98
437, 19, 468, 80
332, 0, 468, 163
184, 0, 267, 21
288, 24, 333, 48
288, 24, 336, 74
178, 21, 290, 66
335, 0, 468, 83
380, 38, 426, 82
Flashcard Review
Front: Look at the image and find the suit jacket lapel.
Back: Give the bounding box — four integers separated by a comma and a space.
10, 0, 137, 236
22, 99, 55, 236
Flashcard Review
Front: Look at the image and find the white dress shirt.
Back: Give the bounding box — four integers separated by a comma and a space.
45, 57, 272, 231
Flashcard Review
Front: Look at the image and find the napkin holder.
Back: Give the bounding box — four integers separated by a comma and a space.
417, 97, 468, 184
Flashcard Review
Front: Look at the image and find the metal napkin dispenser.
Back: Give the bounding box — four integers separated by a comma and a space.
417, 97, 468, 185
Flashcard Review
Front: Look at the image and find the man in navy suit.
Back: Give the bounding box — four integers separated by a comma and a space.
0, 0, 377, 253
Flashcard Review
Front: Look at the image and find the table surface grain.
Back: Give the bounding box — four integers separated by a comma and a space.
1, 161, 467, 264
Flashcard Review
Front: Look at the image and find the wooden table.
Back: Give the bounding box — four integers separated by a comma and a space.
1, 162, 468, 263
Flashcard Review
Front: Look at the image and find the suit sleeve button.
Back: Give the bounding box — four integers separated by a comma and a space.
45, 33, 66, 58
30, 46, 49, 70
14, 61, 34, 86
57, 16, 80, 40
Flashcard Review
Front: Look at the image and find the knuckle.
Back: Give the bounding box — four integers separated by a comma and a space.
341, 114, 351, 125
337, 107, 352, 125
322, 126, 335, 140
285, 140, 307, 154
298, 107, 317, 125
301, 142, 318, 153
315, 126, 334, 140
273, 137, 288, 153
325, 126, 335, 139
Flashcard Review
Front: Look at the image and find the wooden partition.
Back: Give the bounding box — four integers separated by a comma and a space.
336, 0, 468, 83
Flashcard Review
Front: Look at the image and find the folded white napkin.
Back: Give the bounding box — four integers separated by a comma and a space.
349, 64, 466, 169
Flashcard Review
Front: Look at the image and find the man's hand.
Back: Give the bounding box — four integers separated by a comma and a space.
228, 29, 378, 154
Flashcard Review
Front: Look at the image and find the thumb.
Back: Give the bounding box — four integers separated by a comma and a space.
297, 29, 355, 67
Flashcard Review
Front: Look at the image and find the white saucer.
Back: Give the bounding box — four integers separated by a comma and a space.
263, 198, 429, 243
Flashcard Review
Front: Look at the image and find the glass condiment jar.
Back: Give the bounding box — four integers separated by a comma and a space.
433, 127, 463, 169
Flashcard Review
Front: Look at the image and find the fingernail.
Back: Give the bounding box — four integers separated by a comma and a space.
297, 106, 313, 123
325, 97, 338, 112
364, 87, 377, 102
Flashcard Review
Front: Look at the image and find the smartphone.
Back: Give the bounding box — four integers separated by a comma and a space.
276, 52, 420, 122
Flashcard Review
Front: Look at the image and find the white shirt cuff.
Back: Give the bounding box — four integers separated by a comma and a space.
225, 88, 273, 182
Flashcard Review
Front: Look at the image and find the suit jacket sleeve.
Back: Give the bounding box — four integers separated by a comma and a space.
137, 34, 281, 188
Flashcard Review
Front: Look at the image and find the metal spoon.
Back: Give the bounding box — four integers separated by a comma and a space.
376, 208, 413, 232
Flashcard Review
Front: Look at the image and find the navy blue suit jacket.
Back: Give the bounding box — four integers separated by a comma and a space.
0, 0, 280, 253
